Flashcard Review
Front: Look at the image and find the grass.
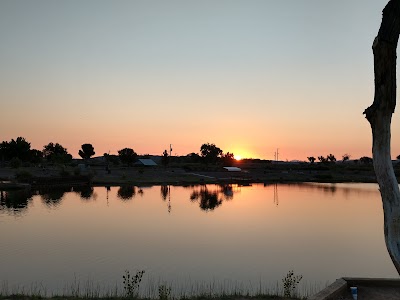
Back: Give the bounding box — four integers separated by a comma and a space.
0, 273, 325, 300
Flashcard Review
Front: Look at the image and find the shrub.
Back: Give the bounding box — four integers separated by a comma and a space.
10, 157, 22, 169
158, 284, 171, 300
282, 270, 303, 298
73, 167, 81, 176
59, 168, 71, 177
122, 270, 145, 298
15, 170, 33, 183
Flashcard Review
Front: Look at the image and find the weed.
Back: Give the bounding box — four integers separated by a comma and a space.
122, 270, 145, 298
158, 284, 171, 300
282, 270, 303, 298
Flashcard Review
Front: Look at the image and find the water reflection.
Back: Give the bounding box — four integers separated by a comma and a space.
117, 186, 136, 200
190, 186, 223, 211
0, 189, 32, 215
161, 185, 169, 201
39, 187, 71, 208
273, 183, 279, 206
73, 186, 96, 200
0, 183, 382, 215
0, 183, 396, 295
219, 184, 234, 200
263, 182, 378, 200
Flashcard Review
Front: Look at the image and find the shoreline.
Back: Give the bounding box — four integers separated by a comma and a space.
0, 163, 382, 189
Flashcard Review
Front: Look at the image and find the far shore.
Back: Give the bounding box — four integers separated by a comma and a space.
0, 160, 388, 188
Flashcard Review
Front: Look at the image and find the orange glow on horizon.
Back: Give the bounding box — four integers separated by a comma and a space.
234, 155, 242, 161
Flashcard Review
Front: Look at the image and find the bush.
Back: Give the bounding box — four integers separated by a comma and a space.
10, 157, 22, 169
59, 168, 71, 177
22, 161, 31, 168
15, 170, 33, 183
282, 270, 303, 298
73, 167, 81, 176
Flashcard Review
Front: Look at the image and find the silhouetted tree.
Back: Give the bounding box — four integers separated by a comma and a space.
187, 152, 201, 163
221, 152, 235, 166
104, 153, 120, 166
43, 142, 72, 163
161, 150, 169, 168
29, 149, 43, 164
200, 143, 222, 164
79, 144, 95, 160
363, 0, 400, 274
307, 156, 316, 164
0, 137, 32, 161
118, 148, 138, 166
318, 156, 327, 163
359, 156, 373, 164
397, 155, 400, 160
327, 154, 336, 162
342, 154, 351, 162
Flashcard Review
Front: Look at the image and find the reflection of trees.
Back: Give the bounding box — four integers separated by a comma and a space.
274, 183, 279, 206
0, 189, 32, 215
117, 186, 136, 200
38, 187, 71, 208
190, 186, 223, 211
73, 186, 95, 200
160, 185, 172, 213
138, 188, 144, 196
322, 184, 337, 194
219, 184, 233, 200
161, 185, 169, 201
189, 184, 237, 211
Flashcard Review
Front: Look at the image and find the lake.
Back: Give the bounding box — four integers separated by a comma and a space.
0, 183, 398, 297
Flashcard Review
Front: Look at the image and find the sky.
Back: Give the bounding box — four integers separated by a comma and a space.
0, 0, 397, 161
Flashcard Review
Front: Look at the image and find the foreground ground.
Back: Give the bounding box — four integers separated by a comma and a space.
0, 296, 298, 300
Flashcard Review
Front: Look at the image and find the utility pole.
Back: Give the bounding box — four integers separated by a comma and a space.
274, 148, 279, 162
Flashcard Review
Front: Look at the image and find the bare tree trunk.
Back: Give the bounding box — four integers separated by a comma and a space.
364, 0, 400, 274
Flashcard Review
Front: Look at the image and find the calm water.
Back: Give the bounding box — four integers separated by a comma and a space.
0, 183, 398, 296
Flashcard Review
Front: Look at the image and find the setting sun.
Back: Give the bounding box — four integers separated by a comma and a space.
234, 155, 242, 161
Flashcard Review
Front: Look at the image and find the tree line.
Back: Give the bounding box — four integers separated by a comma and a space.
306, 154, 376, 164
0, 138, 236, 167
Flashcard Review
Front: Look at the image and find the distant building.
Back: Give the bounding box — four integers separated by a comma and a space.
136, 159, 158, 166
223, 167, 241, 172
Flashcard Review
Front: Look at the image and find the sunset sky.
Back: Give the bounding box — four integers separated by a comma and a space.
1, 0, 398, 160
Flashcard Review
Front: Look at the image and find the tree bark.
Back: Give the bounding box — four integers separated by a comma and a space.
364, 0, 400, 274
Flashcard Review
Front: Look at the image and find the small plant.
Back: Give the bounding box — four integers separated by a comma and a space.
158, 284, 171, 300
122, 269, 145, 298
282, 270, 303, 298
